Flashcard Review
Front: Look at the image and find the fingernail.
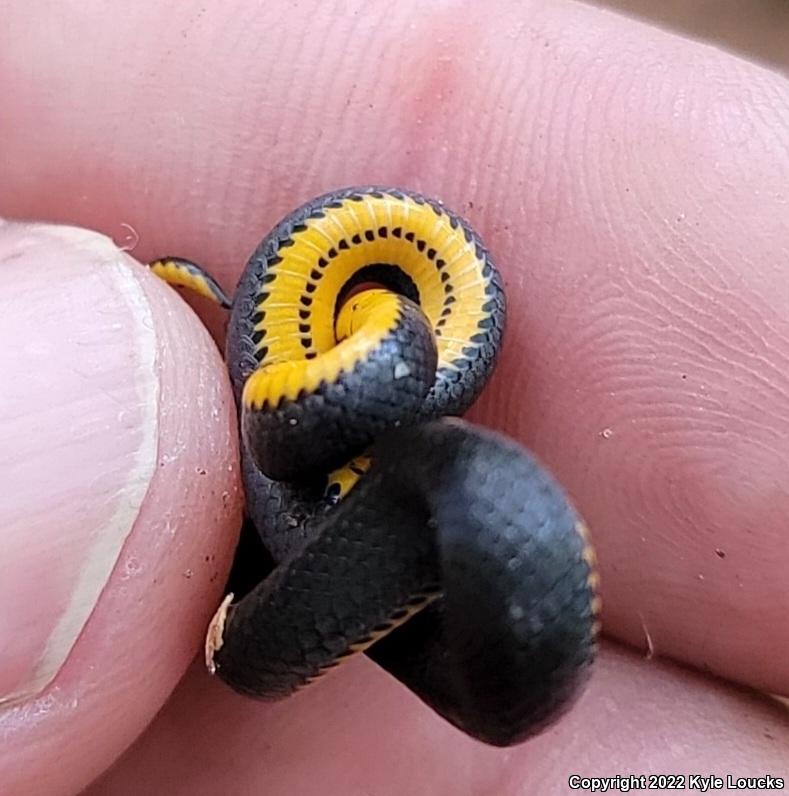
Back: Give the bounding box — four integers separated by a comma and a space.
0, 222, 159, 704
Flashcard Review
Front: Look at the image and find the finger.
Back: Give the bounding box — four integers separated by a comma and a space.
3, 1, 788, 693
85, 645, 789, 796
0, 221, 242, 796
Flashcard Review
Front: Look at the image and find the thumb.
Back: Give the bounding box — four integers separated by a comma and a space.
0, 220, 242, 796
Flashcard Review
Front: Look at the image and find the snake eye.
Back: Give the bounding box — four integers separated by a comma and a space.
324, 483, 341, 505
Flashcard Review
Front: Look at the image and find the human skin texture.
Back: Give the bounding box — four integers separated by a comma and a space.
85, 647, 789, 796
0, 224, 243, 795
2, 0, 789, 794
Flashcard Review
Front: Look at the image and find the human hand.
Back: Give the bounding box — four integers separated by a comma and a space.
2, 2, 788, 794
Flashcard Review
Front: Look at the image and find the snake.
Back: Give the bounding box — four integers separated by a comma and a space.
149, 186, 600, 747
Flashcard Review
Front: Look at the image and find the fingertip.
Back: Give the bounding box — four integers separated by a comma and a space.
0, 220, 242, 795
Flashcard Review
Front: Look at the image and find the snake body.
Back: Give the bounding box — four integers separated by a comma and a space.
150, 186, 599, 747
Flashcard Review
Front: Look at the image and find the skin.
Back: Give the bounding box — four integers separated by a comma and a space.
1, 0, 788, 793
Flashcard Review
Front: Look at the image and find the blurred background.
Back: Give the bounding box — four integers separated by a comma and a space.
588, 0, 789, 74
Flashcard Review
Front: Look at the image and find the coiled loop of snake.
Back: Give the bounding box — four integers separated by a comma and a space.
151, 187, 600, 747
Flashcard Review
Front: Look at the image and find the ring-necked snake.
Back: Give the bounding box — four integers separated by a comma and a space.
149, 186, 600, 747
